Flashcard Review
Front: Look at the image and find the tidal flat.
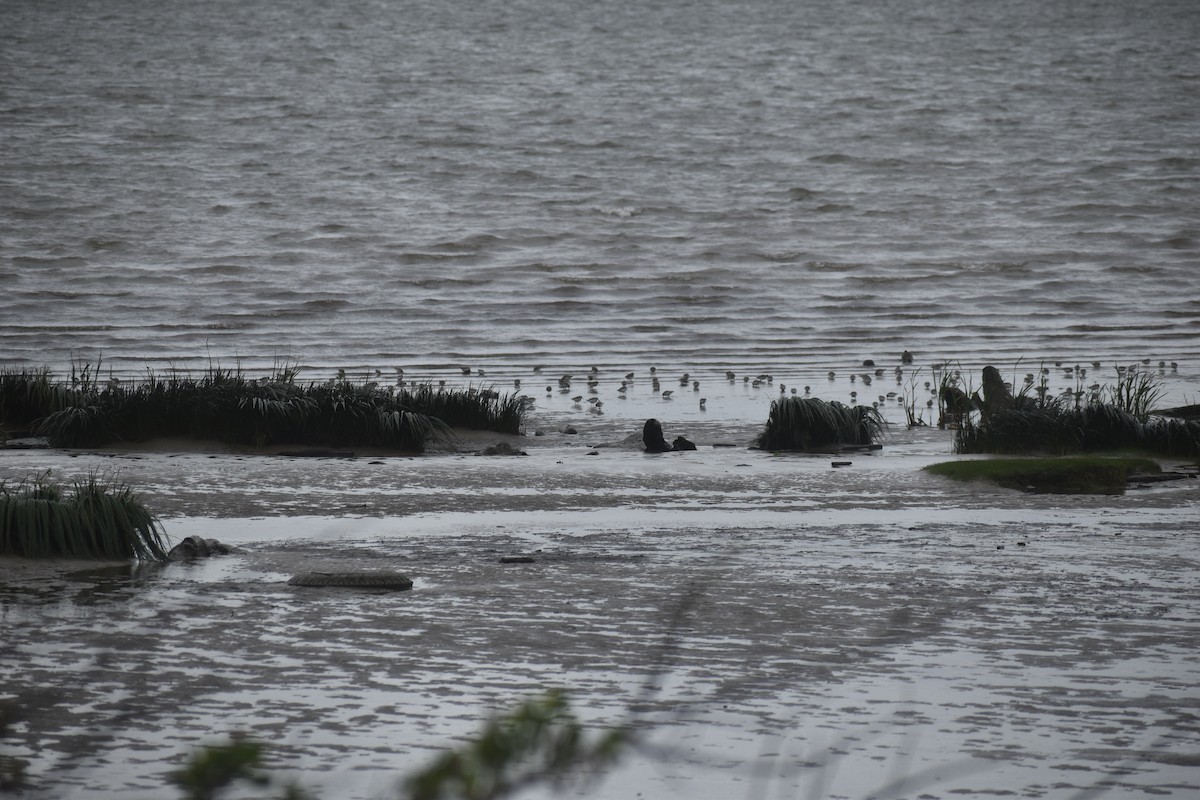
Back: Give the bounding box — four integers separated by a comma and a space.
2, 415, 1199, 799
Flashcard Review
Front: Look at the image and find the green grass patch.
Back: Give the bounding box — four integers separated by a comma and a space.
0, 475, 168, 560
924, 456, 1161, 494
753, 396, 885, 451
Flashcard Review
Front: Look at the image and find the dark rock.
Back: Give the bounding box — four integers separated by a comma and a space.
276, 450, 356, 459
288, 571, 413, 590
1155, 404, 1200, 420
672, 436, 697, 451
167, 536, 246, 561
977, 365, 1016, 422
480, 442, 527, 456
643, 419, 673, 453
938, 385, 972, 427
831, 461, 852, 467
1, 436, 50, 450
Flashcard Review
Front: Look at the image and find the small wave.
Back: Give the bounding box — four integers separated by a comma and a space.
806, 261, 860, 272
814, 203, 853, 213
808, 153, 852, 164
433, 234, 505, 252
758, 251, 805, 263
597, 205, 644, 218
85, 239, 126, 251
202, 320, 256, 330
11, 256, 88, 268
189, 264, 249, 276
1067, 323, 1176, 333
787, 187, 819, 201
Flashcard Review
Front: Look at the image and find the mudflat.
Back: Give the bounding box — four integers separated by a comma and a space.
2, 430, 1198, 799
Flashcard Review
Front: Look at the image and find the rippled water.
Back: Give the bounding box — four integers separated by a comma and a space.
3, 0, 1198, 389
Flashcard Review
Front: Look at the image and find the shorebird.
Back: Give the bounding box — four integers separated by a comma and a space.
828, 371, 835, 380
625, 372, 634, 380
804, 386, 811, 394
692, 381, 699, 391
725, 370, 735, 380
461, 367, 472, 375
572, 395, 583, 403
662, 390, 674, 399
699, 398, 706, 409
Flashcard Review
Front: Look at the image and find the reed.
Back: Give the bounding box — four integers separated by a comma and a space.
0, 475, 168, 560
1106, 366, 1166, 421
2, 364, 528, 451
753, 396, 885, 451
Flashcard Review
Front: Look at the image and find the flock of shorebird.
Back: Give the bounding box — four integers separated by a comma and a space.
384, 355, 1180, 420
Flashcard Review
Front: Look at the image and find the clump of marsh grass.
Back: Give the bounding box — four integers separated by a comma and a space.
0, 474, 167, 560
399, 383, 525, 435
0, 367, 73, 432
3, 362, 528, 452
754, 396, 885, 451
954, 365, 1200, 457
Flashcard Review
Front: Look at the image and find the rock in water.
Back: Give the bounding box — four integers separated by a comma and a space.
643, 418, 673, 453
480, 441, 528, 456
287, 571, 414, 590
672, 435, 697, 451
167, 536, 246, 561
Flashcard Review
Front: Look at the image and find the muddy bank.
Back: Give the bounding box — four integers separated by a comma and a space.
1, 434, 1198, 799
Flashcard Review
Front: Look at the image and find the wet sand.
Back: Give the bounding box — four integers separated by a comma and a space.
2, 422, 1199, 799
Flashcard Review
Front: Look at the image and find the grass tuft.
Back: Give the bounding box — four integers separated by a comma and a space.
0, 474, 167, 560
754, 396, 885, 451
953, 365, 1200, 458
